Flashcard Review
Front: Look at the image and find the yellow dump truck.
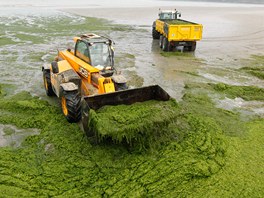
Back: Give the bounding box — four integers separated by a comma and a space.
152, 9, 203, 52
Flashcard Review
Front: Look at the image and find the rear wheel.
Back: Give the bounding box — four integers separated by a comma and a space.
190, 41, 197, 52
43, 70, 54, 96
162, 37, 170, 52
61, 89, 81, 123
152, 28, 160, 39
185, 42, 196, 52
159, 35, 164, 48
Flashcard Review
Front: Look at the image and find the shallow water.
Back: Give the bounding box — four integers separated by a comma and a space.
0, 124, 39, 147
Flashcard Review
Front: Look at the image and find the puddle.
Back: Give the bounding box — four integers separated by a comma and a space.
215, 97, 264, 117
0, 124, 40, 147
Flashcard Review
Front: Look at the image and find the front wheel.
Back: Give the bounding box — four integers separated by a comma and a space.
61, 89, 81, 123
152, 28, 160, 39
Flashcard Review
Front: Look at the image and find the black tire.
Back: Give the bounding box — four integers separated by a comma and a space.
183, 46, 189, 52
190, 41, 197, 52
152, 28, 160, 39
159, 35, 164, 48
162, 37, 170, 52
61, 89, 81, 123
43, 70, 55, 96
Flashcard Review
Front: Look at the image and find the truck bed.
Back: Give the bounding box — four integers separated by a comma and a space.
161, 19, 196, 25
156, 19, 203, 42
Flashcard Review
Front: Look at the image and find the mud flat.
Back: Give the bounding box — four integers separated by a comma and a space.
64, 4, 264, 60
64, 4, 264, 102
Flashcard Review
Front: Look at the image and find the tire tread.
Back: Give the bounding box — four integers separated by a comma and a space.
62, 90, 81, 123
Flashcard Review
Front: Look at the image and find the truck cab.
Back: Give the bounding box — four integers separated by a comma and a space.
158, 10, 181, 20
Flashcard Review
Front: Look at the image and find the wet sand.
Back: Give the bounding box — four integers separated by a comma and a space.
0, 3, 263, 114
64, 4, 264, 114
64, 5, 264, 60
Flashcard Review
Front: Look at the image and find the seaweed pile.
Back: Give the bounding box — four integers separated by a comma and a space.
88, 99, 178, 149
163, 19, 192, 25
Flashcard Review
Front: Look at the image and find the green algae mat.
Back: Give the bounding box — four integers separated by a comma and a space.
1, 84, 263, 197
163, 19, 194, 25
88, 99, 178, 148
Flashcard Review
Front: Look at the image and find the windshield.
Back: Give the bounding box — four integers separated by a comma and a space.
89, 43, 111, 68
159, 12, 175, 20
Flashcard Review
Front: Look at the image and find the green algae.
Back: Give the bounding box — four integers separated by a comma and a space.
3, 126, 15, 136
210, 83, 264, 101
0, 84, 229, 197
163, 19, 193, 25
88, 99, 179, 149
180, 119, 264, 197
241, 67, 264, 80
0, 83, 264, 196
160, 51, 194, 57
182, 93, 246, 137
240, 55, 264, 80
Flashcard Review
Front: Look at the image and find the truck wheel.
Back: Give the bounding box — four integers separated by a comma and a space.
186, 42, 196, 51
43, 70, 55, 96
162, 37, 170, 52
61, 89, 81, 123
152, 28, 160, 39
190, 41, 196, 51
159, 35, 164, 48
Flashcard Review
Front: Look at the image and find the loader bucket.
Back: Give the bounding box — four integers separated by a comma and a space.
84, 85, 170, 110
81, 85, 171, 136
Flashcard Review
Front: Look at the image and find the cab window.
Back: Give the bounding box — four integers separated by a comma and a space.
159, 12, 174, 20
75, 41, 90, 63
89, 43, 110, 67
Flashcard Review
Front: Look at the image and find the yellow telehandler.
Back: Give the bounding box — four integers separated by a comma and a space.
42, 33, 170, 135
